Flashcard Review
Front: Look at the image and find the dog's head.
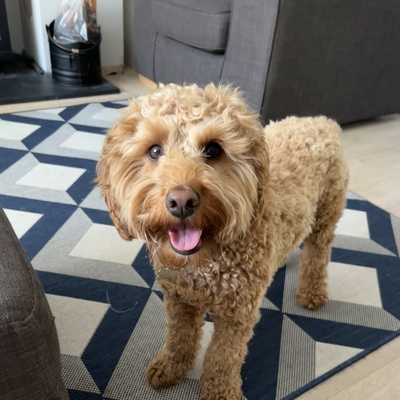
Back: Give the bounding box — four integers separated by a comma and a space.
97, 84, 269, 267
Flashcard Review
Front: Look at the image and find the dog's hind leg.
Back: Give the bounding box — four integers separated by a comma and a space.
296, 162, 348, 310
147, 296, 204, 388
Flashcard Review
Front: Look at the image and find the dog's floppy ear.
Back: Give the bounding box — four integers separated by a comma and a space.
248, 126, 270, 215
104, 188, 133, 241
96, 103, 141, 241
253, 132, 270, 187
231, 95, 270, 206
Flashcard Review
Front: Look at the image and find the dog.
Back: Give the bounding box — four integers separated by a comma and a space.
96, 84, 348, 400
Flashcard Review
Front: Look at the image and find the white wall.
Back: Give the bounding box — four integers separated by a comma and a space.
5, 0, 24, 53
19, 0, 46, 69
98, 0, 124, 69
19, 0, 124, 73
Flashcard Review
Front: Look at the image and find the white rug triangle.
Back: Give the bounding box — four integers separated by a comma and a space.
61, 355, 101, 393
335, 209, 370, 238
315, 342, 362, 377
4, 209, 42, 238
261, 297, 280, 311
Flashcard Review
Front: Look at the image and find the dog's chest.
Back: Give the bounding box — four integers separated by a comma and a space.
157, 263, 241, 301
155, 260, 264, 316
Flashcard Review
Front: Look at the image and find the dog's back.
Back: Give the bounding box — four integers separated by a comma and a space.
263, 116, 348, 267
265, 116, 344, 197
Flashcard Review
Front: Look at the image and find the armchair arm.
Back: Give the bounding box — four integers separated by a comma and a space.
221, 0, 280, 112
133, 0, 157, 80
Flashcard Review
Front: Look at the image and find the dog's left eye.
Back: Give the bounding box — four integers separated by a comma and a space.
203, 141, 223, 160
148, 144, 163, 160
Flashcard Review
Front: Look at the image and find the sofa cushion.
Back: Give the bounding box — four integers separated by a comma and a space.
152, 0, 231, 52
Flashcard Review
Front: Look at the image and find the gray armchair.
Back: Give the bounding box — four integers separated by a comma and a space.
133, 0, 400, 124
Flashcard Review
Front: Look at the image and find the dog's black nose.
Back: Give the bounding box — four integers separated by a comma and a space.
166, 185, 200, 219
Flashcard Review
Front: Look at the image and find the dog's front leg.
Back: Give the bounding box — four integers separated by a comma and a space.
147, 295, 204, 388
200, 313, 257, 400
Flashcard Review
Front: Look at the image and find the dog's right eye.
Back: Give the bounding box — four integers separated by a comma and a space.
148, 145, 163, 160
203, 141, 223, 160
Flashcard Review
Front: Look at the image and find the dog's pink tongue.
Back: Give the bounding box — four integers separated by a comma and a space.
168, 226, 202, 252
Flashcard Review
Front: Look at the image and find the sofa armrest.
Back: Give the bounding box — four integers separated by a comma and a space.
221, 0, 280, 112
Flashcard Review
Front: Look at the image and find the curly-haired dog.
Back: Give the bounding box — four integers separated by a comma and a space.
97, 84, 348, 400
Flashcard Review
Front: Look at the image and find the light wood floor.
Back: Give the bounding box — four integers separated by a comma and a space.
301, 115, 400, 399
342, 115, 400, 218
1, 67, 399, 399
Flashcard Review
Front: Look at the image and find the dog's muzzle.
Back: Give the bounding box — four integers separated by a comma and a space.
165, 185, 202, 255
165, 185, 200, 219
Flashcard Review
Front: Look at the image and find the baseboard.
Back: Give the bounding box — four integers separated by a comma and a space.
138, 74, 158, 90
102, 65, 125, 75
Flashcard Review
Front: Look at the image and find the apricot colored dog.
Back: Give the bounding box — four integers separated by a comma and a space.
97, 84, 348, 400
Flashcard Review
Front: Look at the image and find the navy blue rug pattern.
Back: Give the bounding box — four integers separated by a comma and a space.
1, 102, 400, 400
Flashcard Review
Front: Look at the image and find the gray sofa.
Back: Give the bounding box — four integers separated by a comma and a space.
133, 0, 400, 124
0, 209, 68, 400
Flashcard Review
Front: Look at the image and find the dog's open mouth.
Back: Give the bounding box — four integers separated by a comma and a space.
167, 224, 203, 255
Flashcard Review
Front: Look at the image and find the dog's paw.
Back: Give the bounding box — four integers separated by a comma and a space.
199, 387, 244, 400
296, 289, 328, 310
147, 352, 188, 389
200, 378, 243, 400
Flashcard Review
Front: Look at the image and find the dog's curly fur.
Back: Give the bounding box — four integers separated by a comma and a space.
97, 84, 348, 400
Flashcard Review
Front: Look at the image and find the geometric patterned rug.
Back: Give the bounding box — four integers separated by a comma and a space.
1, 102, 400, 400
